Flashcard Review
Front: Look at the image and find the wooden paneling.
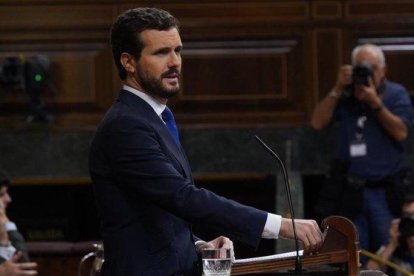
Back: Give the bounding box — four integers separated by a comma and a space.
172, 39, 306, 126
0, 4, 114, 31
0, 45, 113, 110
346, 1, 414, 18
312, 1, 342, 20
124, 2, 309, 25
30, 256, 80, 276
313, 29, 343, 102
0, 0, 414, 128
0, 4, 114, 47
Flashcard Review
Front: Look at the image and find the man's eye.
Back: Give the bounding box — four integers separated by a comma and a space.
155, 49, 169, 55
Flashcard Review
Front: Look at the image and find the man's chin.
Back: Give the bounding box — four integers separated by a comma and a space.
162, 83, 180, 96
163, 89, 180, 99
151, 86, 179, 99
143, 80, 180, 99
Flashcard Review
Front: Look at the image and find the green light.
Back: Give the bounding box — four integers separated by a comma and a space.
34, 74, 43, 82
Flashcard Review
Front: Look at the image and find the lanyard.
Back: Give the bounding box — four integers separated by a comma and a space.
355, 115, 367, 141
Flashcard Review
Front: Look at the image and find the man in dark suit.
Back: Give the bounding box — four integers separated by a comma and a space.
89, 7, 323, 275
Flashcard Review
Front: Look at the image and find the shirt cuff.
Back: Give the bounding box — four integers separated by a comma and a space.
262, 213, 282, 239
0, 243, 16, 260
195, 240, 206, 246
5, 222, 17, 232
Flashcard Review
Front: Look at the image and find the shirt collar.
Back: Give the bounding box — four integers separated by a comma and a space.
123, 85, 165, 117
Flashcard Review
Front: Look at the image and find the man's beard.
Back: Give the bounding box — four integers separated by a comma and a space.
137, 68, 180, 99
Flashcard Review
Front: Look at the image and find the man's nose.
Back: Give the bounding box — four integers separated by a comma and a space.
4, 193, 12, 204
168, 52, 181, 68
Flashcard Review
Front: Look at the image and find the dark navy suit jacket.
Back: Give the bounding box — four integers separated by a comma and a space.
89, 90, 267, 275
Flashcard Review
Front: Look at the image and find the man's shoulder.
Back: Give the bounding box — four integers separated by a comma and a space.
385, 80, 407, 93
100, 91, 156, 126
382, 81, 413, 123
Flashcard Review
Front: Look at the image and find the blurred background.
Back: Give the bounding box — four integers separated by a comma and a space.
0, 0, 414, 275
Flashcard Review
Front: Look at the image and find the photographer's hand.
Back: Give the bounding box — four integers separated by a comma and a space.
310, 64, 352, 130
354, 77, 382, 109
355, 78, 407, 142
333, 64, 353, 96
389, 218, 400, 244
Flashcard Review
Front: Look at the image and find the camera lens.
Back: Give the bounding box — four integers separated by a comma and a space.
352, 63, 373, 86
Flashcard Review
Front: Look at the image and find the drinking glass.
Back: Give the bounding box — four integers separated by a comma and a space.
201, 248, 232, 276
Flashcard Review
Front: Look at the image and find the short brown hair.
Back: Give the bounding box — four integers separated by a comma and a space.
0, 169, 11, 188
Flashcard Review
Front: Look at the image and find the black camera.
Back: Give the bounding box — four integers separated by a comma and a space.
0, 55, 54, 123
343, 63, 374, 98
0, 55, 51, 91
352, 62, 373, 86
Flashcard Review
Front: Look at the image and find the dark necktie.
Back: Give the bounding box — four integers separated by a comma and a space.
161, 106, 180, 145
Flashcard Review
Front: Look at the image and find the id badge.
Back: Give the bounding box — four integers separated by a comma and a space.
350, 141, 367, 157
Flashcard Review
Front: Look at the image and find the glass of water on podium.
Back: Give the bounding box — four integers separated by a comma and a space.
201, 248, 232, 276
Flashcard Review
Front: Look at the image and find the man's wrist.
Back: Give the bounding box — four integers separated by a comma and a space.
372, 103, 384, 113
328, 89, 339, 99
0, 241, 10, 247
389, 238, 398, 247
195, 240, 208, 253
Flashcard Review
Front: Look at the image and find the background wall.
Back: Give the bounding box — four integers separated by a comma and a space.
0, 0, 414, 251
1, 0, 414, 176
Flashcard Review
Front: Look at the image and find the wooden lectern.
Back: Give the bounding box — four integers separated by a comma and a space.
232, 216, 359, 275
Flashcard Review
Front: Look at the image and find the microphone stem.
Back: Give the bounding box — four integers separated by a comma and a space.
255, 136, 302, 275
282, 163, 302, 274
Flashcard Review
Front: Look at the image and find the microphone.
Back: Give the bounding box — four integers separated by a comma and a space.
255, 135, 302, 275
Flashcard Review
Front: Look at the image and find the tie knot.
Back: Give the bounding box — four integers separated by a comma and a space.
162, 107, 173, 123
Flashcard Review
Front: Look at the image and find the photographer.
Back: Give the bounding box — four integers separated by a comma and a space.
311, 43, 413, 264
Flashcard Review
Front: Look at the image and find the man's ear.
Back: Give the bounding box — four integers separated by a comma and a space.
120, 53, 136, 74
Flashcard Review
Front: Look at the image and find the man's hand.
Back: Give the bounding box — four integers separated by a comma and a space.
354, 78, 382, 109
0, 252, 38, 275
0, 200, 9, 247
389, 218, 400, 245
311, 64, 352, 129
333, 65, 353, 96
279, 218, 323, 255
0, 200, 8, 226
196, 236, 234, 260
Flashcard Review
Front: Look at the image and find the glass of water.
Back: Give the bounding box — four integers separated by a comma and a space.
201, 248, 232, 276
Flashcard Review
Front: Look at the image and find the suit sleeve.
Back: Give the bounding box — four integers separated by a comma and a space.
102, 115, 268, 248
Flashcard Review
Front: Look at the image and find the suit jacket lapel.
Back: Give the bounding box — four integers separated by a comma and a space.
118, 90, 192, 180
153, 122, 192, 180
